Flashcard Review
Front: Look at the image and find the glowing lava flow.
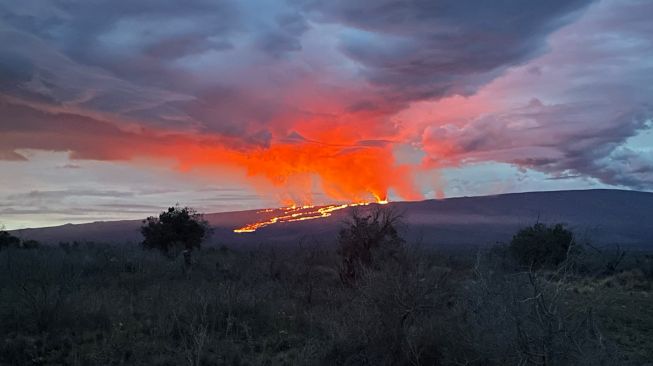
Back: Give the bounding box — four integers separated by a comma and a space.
234, 202, 377, 233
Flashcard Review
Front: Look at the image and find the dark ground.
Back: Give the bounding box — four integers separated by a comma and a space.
1, 241, 652, 365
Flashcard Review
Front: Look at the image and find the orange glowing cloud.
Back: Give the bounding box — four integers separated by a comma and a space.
0, 96, 424, 206
171, 117, 423, 205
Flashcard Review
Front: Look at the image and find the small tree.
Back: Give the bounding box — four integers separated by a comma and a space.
337, 207, 404, 285
0, 230, 20, 250
141, 206, 209, 267
20, 239, 40, 249
509, 223, 574, 270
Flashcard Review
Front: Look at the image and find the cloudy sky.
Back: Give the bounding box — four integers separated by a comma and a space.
1, 0, 651, 229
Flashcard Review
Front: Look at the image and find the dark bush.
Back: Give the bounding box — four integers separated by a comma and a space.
0, 230, 20, 250
336, 207, 404, 285
509, 223, 574, 269
0, 230, 40, 250
20, 239, 40, 249
141, 206, 209, 266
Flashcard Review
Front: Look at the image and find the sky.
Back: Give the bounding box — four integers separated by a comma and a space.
1, 0, 652, 229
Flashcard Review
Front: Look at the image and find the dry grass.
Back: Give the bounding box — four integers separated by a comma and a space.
0, 242, 650, 365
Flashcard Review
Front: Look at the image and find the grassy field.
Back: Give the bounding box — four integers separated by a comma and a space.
0, 240, 651, 365
564, 270, 653, 361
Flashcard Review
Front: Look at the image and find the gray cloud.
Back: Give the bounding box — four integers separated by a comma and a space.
424, 93, 653, 189
0, 0, 596, 133
256, 12, 309, 57
301, 0, 592, 106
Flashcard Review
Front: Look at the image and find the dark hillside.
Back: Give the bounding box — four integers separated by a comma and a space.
11, 189, 653, 248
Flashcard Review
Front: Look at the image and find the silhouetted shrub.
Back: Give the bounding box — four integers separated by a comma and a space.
20, 239, 40, 249
0, 230, 20, 250
0, 230, 40, 250
141, 206, 209, 266
337, 207, 404, 285
509, 223, 574, 269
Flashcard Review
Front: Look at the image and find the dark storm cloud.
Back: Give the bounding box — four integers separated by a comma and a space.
0, 0, 594, 132
0, 0, 240, 73
0, 0, 244, 132
301, 0, 593, 104
0, 52, 35, 84
256, 12, 310, 57
256, 31, 303, 57
0, 28, 196, 128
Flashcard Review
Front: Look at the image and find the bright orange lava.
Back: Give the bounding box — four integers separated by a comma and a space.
233, 201, 382, 233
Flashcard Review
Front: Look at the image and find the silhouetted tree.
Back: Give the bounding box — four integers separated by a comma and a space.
20, 239, 40, 249
141, 206, 209, 267
602, 245, 626, 276
337, 207, 404, 285
509, 223, 574, 270
0, 230, 20, 250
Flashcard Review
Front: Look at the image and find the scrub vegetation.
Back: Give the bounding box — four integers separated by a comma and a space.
1, 209, 652, 365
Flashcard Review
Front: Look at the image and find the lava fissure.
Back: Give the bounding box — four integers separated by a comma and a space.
234, 201, 387, 233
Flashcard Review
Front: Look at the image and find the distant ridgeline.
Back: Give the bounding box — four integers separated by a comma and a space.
10, 190, 653, 249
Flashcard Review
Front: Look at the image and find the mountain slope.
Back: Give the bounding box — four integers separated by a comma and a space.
10, 189, 653, 249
